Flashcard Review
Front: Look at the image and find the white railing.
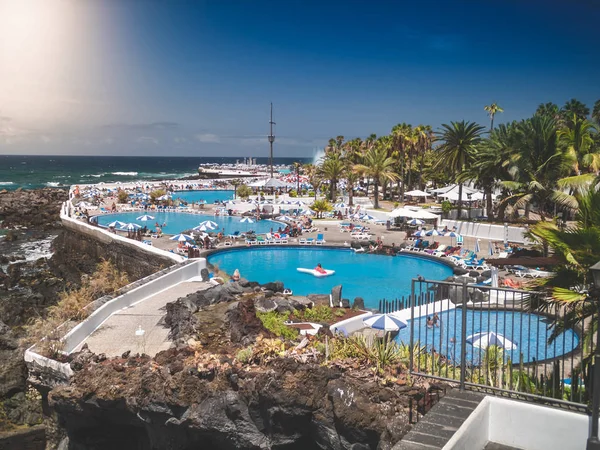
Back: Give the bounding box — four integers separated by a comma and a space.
62, 259, 206, 354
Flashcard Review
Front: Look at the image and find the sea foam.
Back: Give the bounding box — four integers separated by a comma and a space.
0, 181, 15, 185
111, 172, 138, 176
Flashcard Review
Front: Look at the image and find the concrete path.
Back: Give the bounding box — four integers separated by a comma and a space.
76, 281, 209, 357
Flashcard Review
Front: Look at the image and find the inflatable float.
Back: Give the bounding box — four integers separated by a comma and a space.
297, 268, 335, 278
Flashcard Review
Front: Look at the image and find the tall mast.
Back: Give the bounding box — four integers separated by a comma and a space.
268, 103, 275, 178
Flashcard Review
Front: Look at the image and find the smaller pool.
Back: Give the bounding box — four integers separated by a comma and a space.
96, 211, 282, 235
172, 190, 234, 204
396, 309, 578, 364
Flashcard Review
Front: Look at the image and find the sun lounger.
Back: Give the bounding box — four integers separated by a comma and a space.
299, 238, 307, 244
305, 237, 315, 245
257, 236, 267, 245
315, 233, 325, 245
142, 240, 153, 246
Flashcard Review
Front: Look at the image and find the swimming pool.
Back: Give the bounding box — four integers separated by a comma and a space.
207, 247, 454, 309
96, 212, 282, 235
397, 308, 579, 364
172, 190, 234, 204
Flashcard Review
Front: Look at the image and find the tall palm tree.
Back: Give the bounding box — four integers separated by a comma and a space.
434, 121, 486, 218
303, 163, 321, 200
593, 100, 600, 124
319, 151, 345, 201
230, 179, 244, 199
354, 145, 398, 209
484, 103, 504, 131
498, 116, 574, 219
558, 114, 599, 175
292, 162, 302, 194
415, 124, 434, 189
391, 123, 412, 201
561, 98, 590, 122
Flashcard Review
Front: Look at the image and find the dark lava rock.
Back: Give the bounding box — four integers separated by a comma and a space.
260, 281, 284, 293
453, 267, 468, 275
0, 321, 26, 398
226, 299, 273, 345
481, 269, 492, 279
353, 297, 365, 310
331, 285, 343, 306
254, 297, 277, 313
307, 294, 331, 307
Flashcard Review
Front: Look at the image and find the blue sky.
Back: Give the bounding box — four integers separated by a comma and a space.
0, 0, 598, 157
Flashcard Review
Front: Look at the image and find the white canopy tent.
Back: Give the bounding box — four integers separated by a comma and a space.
404, 189, 429, 197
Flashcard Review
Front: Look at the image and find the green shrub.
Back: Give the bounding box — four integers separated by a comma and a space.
441, 200, 453, 214
237, 184, 253, 199
257, 311, 298, 339
288, 189, 298, 198
236, 346, 254, 363
150, 189, 166, 202
299, 305, 333, 322
334, 309, 346, 317
117, 190, 129, 204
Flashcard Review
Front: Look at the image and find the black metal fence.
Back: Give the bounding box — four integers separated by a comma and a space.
406, 278, 592, 411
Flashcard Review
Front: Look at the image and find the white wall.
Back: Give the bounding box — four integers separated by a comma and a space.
330, 311, 373, 334
444, 396, 593, 450
62, 260, 206, 354
61, 201, 186, 263
441, 219, 529, 244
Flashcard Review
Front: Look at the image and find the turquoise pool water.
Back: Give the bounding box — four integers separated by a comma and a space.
207, 247, 454, 309
172, 190, 234, 203
96, 212, 282, 235
398, 309, 579, 364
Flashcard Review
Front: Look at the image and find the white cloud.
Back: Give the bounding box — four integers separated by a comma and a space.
136, 136, 159, 145
174, 136, 188, 144
195, 133, 220, 143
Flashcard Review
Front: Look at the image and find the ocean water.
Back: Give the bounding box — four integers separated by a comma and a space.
0, 155, 312, 190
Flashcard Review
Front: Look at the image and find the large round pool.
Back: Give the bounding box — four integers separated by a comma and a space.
207, 247, 454, 309
96, 212, 282, 235
172, 190, 234, 204
399, 309, 579, 364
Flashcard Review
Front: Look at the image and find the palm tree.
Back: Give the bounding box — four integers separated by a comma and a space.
434, 121, 486, 218
525, 188, 600, 349
484, 103, 504, 131
561, 98, 590, 122
292, 162, 302, 194
319, 151, 345, 201
415, 124, 434, 189
391, 123, 412, 201
535, 102, 561, 121
354, 145, 398, 209
498, 116, 574, 219
230, 179, 244, 199
593, 100, 600, 124
558, 114, 599, 175
304, 163, 321, 200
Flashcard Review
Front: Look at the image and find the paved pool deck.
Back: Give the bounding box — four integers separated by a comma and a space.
74, 280, 210, 357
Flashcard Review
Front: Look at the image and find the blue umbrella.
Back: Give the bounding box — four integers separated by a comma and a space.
444, 231, 458, 237
121, 223, 142, 230
363, 314, 407, 332
413, 230, 426, 237
361, 214, 376, 221
467, 331, 517, 350
240, 217, 255, 223
170, 233, 194, 242
198, 220, 219, 229
426, 229, 442, 236
107, 220, 127, 228
408, 219, 424, 225
136, 214, 155, 221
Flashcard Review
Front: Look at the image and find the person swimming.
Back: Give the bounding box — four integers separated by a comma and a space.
315, 263, 327, 274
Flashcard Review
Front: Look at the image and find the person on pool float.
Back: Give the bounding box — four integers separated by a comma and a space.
315, 263, 327, 274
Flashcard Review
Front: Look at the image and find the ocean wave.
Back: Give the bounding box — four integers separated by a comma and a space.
0, 181, 15, 185
111, 171, 138, 176
46, 182, 61, 187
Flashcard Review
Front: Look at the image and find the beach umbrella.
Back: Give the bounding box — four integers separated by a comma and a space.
426, 229, 442, 236
136, 214, 155, 221
121, 223, 142, 230
301, 209, 315, 216
413, 230, 426, 237
193, 224, 210, 232
466, 331, 517, 351
333, 202, 347, 209
276, 215, 294, 222
360, 213, 376, 221
475, 239, 481, 253
198, 220, 219, 230
170, 233, 194, 242
404, 189, 429, 197
408, 219, 424, 226
445, 231, 458, 237
107, 220, 127, 228
240, 217, 255, 224
363, 314, 407, 332
157, 194, 171, 201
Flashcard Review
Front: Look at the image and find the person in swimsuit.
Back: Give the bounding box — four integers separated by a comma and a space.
315, 263, 327, 274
